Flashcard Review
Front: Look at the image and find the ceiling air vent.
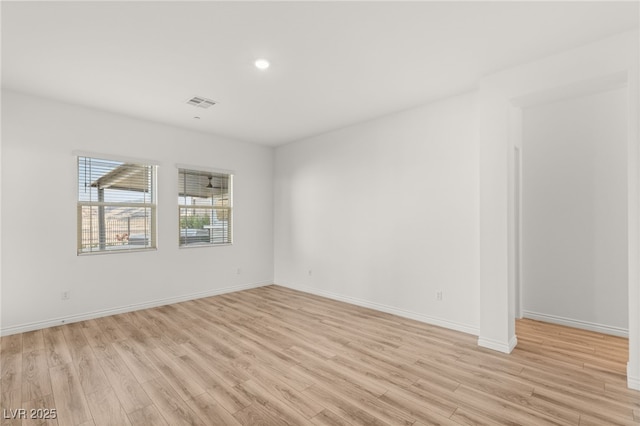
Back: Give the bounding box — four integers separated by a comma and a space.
186, 96, 217, 109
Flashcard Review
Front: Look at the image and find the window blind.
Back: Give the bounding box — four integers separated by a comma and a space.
178, 168, 232, 246
77, 156, 157, 254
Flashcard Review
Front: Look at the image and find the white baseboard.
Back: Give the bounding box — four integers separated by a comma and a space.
279, 282, 479, 336
522, 310, 628, 338
1, 280, 272, 336
509, 335, 518, 352
478, 335, 518, 354
628, 364, 640, 390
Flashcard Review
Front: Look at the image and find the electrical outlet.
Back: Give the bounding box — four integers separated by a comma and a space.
61, 291, 70, 300
436, 291, 443, 301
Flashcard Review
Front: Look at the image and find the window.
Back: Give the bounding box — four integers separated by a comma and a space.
77, 156, 157, 254
178, 168, 232, 247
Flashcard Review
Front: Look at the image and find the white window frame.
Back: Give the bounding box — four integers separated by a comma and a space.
76, 153, 158, 255
177, 165, 233, 248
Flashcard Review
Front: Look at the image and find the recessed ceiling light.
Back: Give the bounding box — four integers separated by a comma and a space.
255, 59, 270, 70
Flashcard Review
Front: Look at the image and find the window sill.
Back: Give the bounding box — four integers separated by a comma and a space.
77, 247, 157, 256
178, 243, 233, 249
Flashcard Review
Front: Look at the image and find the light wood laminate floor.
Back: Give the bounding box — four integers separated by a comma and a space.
1, 285, 638, 425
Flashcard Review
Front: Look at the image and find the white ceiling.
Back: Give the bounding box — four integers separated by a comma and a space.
2, 1, 638, 146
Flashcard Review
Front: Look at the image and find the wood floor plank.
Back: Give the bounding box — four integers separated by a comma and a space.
95, 316, 128, 343
143, 308, 191, 345
111, 340, 161, 384
337, 341, 461, 392
1, 339, 23, 426
53, 325, 111, 401
206, 385, 252, 416
42, 328, 72, 369
232, 400, 294, 426
122, 312, 162, 342
127, 405, 168, 426
49, 363, 92, 426
379, 383, 457, 419
310, 409, 353, 426
142, 347, 205, 401
578, 413, 639, 426
243, 361, 324, 418
291, 355, 388, 399
531, 386, 636, 425
604, 383, 640, 409
174, 352, 252, 414
449, 406, 506, 426
81, 326, 112, 361
519, 365, 605, 395
21, 394, 59, 426
4, 286, 639, 426
109, 315, 147, 344
60, 323, 92, 364
75, 350, 110, 397
234, 379, 314, 425
184, 392, 242, 426
290, 358, 414, 426
180, 340, 249, 387
93, 344, 153, 414
22, 330, 45, 353
302, 384, 388, 426
21, 348, 52, 402
1, 333, 23, 356
85, 387, 131, 426
455, 384, 569, 425
140, 378, 205, 426
330, 354, 416, 389
378, 389, 459, 425
414, 355, 535, 403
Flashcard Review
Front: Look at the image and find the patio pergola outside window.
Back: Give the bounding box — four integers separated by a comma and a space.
178, 168, 232, 247
77, 155, 157, 254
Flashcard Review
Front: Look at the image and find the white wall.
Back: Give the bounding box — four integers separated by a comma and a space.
1, 90, 274, 334
274, 92, 480, 334
522, 88, 628, 334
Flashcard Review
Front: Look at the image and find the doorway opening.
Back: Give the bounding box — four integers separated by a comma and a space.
510, 76, 631, 378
